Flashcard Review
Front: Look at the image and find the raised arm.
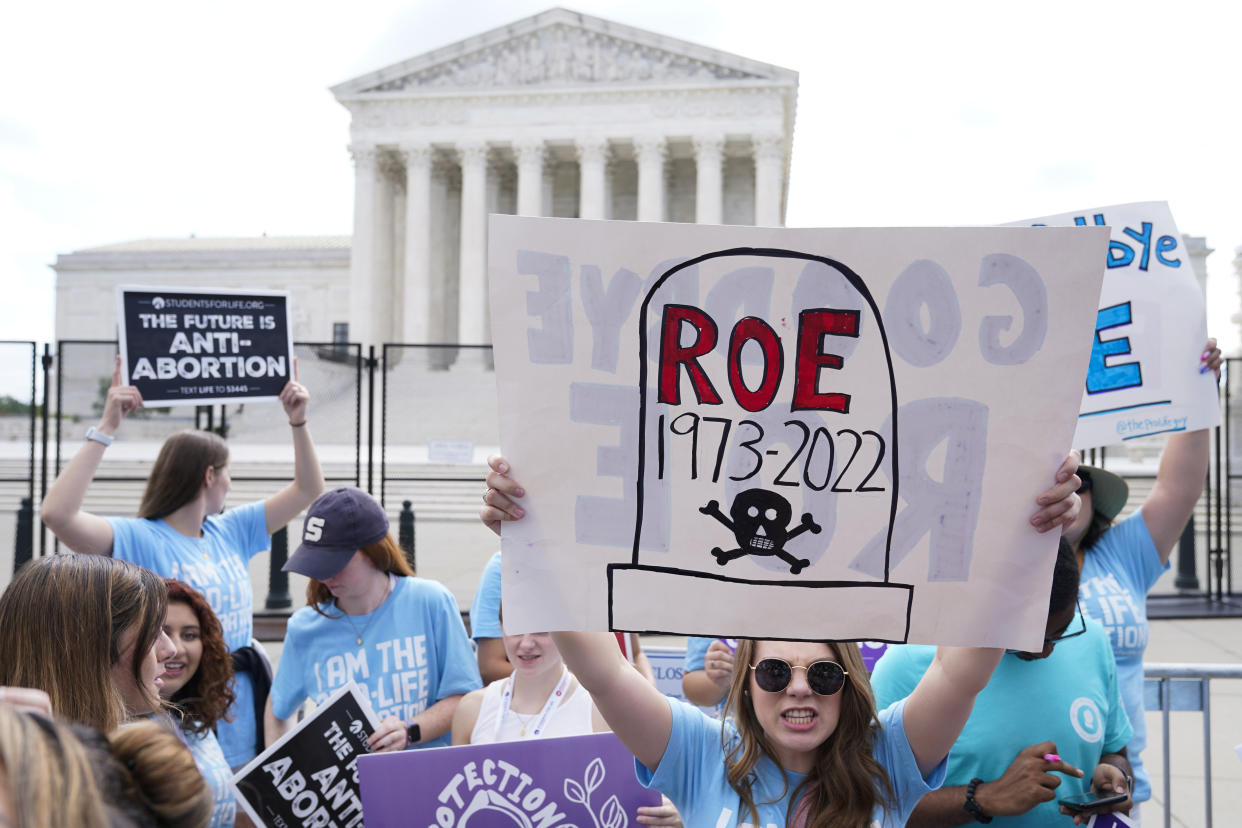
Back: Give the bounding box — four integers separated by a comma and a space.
1139, 338, 1219, 561
903, 451, 1081, 775
480, 456, 674, 769
552, 631, 673, 771
39, 357, 137, 555
263, 369, 325, 534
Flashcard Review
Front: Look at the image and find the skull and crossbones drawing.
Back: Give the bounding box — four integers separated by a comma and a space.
699, 489, 822, 574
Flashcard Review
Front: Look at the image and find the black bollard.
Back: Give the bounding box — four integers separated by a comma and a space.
14, 497, 33, 574
1174, 515, 1200, 591
265, 527, 292, 610
399, 500, 416, 572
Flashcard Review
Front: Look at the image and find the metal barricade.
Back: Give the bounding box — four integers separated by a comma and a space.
1143, 662, 1242, 828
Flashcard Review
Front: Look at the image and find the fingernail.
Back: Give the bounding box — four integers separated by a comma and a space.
515, 507, 525, 517
515, 487, 525, 497
498, 463, 509, 473
1200, 364, 1209, 374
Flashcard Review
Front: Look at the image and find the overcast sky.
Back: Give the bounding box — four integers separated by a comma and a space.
3, 0, 1240, 398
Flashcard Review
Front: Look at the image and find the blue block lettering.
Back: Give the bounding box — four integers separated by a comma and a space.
1122, 222, 1153, 271
1086, 303, 1142, 394
1155, 235, 1181, 268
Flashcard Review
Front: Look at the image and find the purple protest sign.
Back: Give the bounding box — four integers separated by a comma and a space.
860, 641, 888, 672
358, 732, 659, 828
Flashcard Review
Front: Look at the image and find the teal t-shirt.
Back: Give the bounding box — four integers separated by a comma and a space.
871, 626, 1132, 827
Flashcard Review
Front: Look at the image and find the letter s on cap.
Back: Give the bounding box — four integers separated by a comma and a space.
305, 516, 325, 542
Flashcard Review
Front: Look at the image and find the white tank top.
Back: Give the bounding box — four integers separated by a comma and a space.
470, 672, 596, 744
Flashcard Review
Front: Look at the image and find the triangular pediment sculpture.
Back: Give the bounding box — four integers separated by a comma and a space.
332, 7, 796, 98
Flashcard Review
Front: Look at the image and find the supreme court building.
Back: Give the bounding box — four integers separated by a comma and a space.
54, 8, 799, 350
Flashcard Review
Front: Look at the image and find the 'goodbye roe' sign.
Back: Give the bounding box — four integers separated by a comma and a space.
489, 217, 1106, 650
117, 285, 293, 406
1011, 201, 1218, 448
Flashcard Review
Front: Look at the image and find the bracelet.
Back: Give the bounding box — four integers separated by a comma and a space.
84, 426, 114, 447
963, 778, 993, 824
289, 420, 307, 428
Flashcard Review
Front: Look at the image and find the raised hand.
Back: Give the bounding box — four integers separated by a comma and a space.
100, 355, 143, 434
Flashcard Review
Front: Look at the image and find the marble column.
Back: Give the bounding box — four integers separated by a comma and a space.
515, 140, 545, 217
694, 135, 725, 225
634, 136, 666, 222
347, 144, 378, 346
753, 133, 784, 227
577, 137, 609, 220
457, 141, 490, 349
374, 154, 399, 343
400, 144, 432, 344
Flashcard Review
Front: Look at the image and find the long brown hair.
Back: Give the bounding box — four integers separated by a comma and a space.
164, 579, 235, 735
77, 719, 212, 828
307, 533, 415, 617
723, 639, 894, 828
0, 707, 110, 828
138, 429, 229, 520
0, 554, 168, 731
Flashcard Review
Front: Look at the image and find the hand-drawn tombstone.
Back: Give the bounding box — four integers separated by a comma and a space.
607, 248, 914, 642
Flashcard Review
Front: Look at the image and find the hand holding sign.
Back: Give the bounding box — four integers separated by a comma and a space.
1201, 337, 1222, 381
703, 639, 735, 689
1031, 452, 1083, 532
279, 357, 310, 426
366, 716, 410, 753
101, 355, 144, 434
480, 456, 526, 535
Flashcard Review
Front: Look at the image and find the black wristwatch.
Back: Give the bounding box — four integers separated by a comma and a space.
963, 778, 993, 823
405, 722, 421, 746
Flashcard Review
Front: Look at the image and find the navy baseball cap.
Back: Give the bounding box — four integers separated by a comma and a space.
283, 488, 390, 580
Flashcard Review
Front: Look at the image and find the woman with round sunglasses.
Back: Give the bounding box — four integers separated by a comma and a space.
1066, 338, 1220, 820
480, 453, 1082, 827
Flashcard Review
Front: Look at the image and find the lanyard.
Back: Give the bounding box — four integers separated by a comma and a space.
494, 668, 571, 741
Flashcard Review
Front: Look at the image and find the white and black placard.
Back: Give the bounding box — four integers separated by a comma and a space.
232, 682, 378, 828
117, 285, 293, 406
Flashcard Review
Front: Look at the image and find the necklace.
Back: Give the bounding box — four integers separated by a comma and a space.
511, 710, 538, 737
337, 574, 393, 646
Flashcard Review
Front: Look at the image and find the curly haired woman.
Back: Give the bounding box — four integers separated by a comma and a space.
161, 580, 239, 828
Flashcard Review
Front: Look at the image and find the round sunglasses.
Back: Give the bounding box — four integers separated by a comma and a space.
750, 658, 848, 696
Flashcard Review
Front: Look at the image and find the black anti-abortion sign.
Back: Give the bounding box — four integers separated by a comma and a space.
117, 286, 293, 405
233, 683, 377, 828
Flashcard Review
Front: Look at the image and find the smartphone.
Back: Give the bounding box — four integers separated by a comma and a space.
1058, 790, 1128, 812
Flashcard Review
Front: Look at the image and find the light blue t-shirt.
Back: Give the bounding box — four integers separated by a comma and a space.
872, 624, 1133, 828
1080, 509, 1167, 804
683, 636, 714, 672
637, 695, 943, 827
271, 575, 482, 749
469, 550, 503, 640
109, 500, 268, 767
184, 728, 235, 828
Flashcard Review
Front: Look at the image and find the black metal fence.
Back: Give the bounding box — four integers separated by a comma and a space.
6, 343, 1238, 613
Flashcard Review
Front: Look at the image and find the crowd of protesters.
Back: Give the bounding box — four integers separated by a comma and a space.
0, 340, 1218, 827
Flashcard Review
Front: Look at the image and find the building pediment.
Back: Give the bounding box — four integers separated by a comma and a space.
332, 7, 796, 98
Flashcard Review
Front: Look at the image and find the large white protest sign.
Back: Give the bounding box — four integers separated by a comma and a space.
117, 285, 293, 406
489, 217, 1106, 649
1009, 201, 1217, 448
